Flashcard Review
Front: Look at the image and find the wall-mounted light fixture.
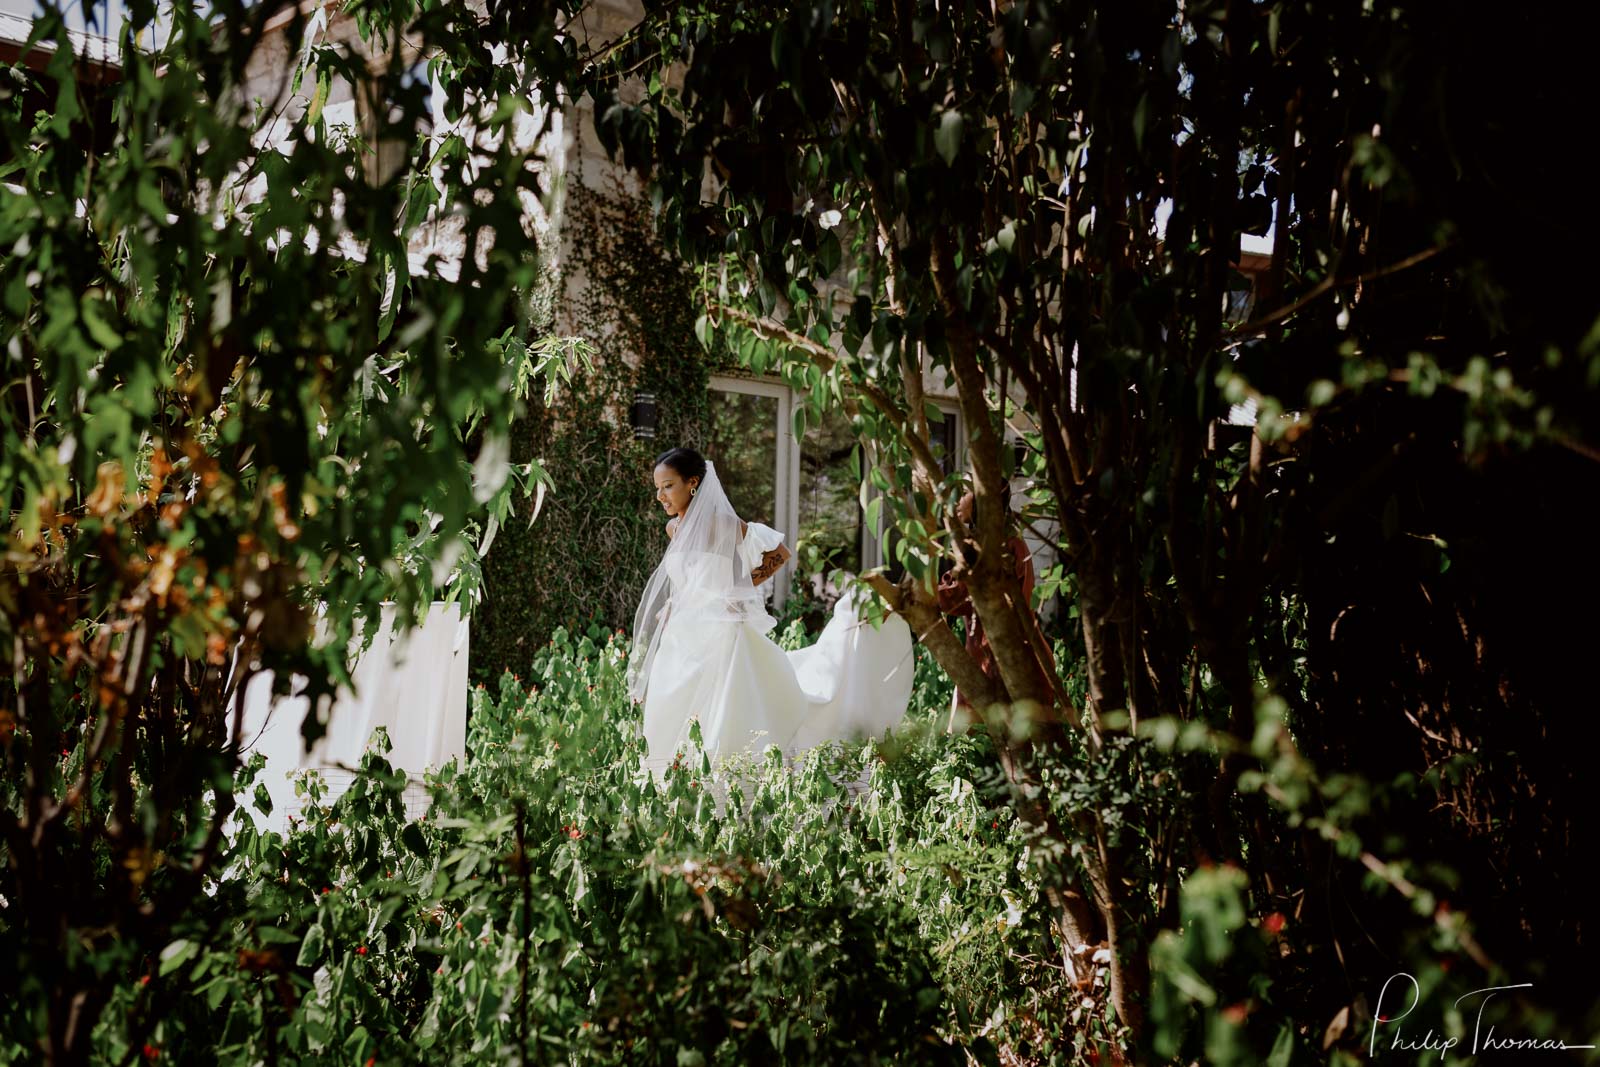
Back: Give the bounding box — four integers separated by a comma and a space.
629, 391, 659, 441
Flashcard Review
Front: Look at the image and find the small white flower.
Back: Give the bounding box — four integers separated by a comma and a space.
818, 209, 842, 229
1074, 943, 1093, 956
1080, 997, 1095, 1011
1000, 892, 1024, 930
1092, 947, 1112, 964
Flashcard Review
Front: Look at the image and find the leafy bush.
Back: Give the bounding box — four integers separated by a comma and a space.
58, 629, 1117, 1065
3, 629, 1563, 1064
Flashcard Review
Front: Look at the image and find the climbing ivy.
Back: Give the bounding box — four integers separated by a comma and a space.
471, 181, 728, 679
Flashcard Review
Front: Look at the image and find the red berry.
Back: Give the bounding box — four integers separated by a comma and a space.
357, 945, 368, 956
140, 974, 151, 986
1263, 912, 1286, 935
142, 1045, 159, 1061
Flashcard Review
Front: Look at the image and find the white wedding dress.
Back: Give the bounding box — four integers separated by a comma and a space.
629, 463, 913, 776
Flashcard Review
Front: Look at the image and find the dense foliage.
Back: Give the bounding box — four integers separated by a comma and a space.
4, 0, 1596, 1063
580, 0, 1600, 1058
15, 629, 1107, 1066
1, 1, 580, 1060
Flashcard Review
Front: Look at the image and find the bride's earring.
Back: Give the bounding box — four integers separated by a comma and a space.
690, 485, 697, 497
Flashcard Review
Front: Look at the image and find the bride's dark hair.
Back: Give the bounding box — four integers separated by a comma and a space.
653, 447, 707, 483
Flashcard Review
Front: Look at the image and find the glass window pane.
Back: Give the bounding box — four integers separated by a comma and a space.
706, 389, 779, 525
929, 409, 958, 473
799, 406, 863, 574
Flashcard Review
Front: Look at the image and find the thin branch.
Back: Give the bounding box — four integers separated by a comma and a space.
1230, 244, 1449, 339
709, 301, 948, 489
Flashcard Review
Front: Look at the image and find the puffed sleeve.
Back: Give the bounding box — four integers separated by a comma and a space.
738, 521, 786, 570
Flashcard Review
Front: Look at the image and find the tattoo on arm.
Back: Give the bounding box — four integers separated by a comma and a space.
750, 545, 790, 585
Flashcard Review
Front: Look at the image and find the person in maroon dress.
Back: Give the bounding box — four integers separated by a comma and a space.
936, 484, 1056, 723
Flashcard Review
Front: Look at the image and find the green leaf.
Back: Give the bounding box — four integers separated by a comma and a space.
817, 232, 842, 276
769, 22, 787, 71
79, 298, 122, 351
934, 110, 964, 165
1267, 1024, 1295, 1067
865, 494, 883, 540
307, 65, 332, 124
401, 821, 428, 855
296, 923, 326, 967
995, 221, 1016, 253
136, 174, 169, 223
159, 939, 199, 976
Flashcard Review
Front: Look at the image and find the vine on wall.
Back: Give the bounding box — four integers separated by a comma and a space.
470, 179, 726, 679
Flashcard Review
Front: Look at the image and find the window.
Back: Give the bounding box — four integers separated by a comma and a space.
927, 407, 960, 474
798, 406, 863, 575
705, 382, 782, 527
703, 376, 965, 599
706, 376, 795, 605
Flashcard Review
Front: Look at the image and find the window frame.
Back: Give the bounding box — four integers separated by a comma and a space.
707, 374, 798, 609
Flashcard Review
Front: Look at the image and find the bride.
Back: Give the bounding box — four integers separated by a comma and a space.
628, 447, 914, 775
